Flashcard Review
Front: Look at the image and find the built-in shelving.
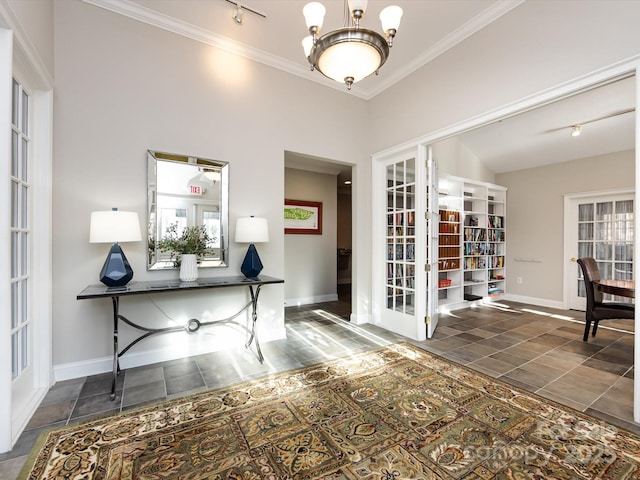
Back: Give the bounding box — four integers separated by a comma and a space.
438, 175, 507, 309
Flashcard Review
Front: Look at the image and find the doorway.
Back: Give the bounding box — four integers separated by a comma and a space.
564, 189, 634, 311
284, 152, 353, 312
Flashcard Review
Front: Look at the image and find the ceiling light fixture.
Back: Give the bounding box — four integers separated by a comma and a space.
232, 3, 244, 25
568, 108, 634, 137
225, 1, 267, 25
302, 0, 403, 91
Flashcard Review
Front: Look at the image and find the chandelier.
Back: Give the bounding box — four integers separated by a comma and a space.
302, 1, 403, 90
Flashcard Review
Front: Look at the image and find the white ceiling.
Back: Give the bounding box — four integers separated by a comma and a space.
85, 0, 636, 175
451, 75, 636, 173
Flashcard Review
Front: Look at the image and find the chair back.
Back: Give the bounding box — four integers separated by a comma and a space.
577, 257, 604, 308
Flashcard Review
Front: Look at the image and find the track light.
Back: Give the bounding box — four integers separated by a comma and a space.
225, 1, 267, 24
232, 3, 244, 24
570, 125, 581, 137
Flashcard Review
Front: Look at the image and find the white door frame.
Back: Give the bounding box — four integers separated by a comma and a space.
0, 7, 54, 452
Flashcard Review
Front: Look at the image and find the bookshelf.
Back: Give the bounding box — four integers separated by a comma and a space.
437, 177, 463, 307
487, 187, 506, 297
438, 175, 507, 309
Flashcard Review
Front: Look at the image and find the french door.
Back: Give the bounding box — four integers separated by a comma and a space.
374, 146, 438, 340
565, 190, 634, 310
1, 33, 53, 452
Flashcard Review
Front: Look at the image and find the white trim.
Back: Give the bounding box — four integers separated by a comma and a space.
54, 328, 286, 381
349, 312, 371, 325
284, 294, 339, 307
501, 293, 565, 311
0, 1, 53, 89
0, 2, 54, 451
0, 26, 13, 455
81, 0, 523, 100
373, 55, 640, 160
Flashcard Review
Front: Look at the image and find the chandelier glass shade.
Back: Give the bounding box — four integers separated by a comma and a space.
302, 1, 402, 90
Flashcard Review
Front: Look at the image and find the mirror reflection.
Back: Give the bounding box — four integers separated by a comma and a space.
147, 150, 229, 270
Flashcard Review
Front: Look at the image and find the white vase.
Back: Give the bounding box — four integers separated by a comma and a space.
180, 254, 198, 282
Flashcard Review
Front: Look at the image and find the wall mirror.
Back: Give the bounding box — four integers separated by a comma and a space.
147, 150, 229, 270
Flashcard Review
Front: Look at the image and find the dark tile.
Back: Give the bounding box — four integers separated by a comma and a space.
41, 379, 85, 406
80, 372, 124, 398
122, 380, 166, 408
529, 333, 571, 348
582, 357, 631, 376
163, 358, 199, 379
26, 400, 75, 429
500, 368, 555, 389
71, 391, 123, 419
165, 372, 205, 396
452, 332, 486, 343
0, 422, 65, 460
489, 351, 530, 368
476, 336, 517, 350
556, 340, 604, 356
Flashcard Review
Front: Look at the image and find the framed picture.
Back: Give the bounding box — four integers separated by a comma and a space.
284, 199, 322, 234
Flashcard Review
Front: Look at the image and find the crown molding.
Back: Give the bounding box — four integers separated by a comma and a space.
0, 0, 54, 88
82, 0, 525, 100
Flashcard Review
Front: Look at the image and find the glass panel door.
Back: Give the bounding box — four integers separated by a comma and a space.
10, 77, 33, 391
574, 196, 634, 308
385, 158, 416, 315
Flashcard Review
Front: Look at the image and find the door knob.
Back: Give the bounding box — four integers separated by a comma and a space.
570, 257, 577, 262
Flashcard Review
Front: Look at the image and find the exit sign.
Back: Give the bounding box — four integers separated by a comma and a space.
189, 185, 202, 195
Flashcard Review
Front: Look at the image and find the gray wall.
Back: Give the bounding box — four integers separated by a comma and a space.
52, 0, 369, 374
496, 149, 635, 304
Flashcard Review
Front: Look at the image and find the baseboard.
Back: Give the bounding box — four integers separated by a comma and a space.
502, 293, 565, 310
284, 294, 339, 307
350, 312, 371, 325
54, 326, 287, 382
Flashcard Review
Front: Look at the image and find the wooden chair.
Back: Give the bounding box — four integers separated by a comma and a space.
577, 257, 634, 341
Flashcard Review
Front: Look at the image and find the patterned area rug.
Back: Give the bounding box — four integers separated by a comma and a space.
20, 343, 640, 479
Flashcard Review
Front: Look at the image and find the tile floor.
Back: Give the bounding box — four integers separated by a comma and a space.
0, 298, 636, 479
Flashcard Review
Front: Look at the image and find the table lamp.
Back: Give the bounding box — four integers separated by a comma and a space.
235, 216, 269, 279
90, 208, 142, 287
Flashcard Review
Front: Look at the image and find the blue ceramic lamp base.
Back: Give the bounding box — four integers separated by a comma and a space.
99, 243, 134, 287
241, 243, 263, 279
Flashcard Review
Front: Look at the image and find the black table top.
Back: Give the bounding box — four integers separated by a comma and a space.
77, 275, 284, 300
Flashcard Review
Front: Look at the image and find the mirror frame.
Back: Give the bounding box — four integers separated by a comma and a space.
147, 150, 229, 270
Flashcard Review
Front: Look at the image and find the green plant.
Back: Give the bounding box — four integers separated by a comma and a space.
158, 223, 212, 257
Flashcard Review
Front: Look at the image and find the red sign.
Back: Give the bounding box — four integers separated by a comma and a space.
189, 185, 202, 195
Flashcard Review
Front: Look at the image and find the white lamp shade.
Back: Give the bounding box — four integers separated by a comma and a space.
89, 210, 142, 243
303, 2, 326, 29
235, 217, 269, 243
380, 5, 403, 32
318, 41, 382, 83
348, 0, 368, 13
302, 35, 314, 57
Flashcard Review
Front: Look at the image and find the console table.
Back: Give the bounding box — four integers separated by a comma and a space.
77, 275, 284, 399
